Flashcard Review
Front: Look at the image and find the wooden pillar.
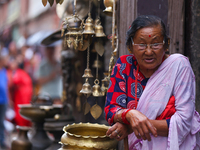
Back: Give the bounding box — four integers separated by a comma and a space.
117, 0, 137, 56
168, 0, 185, 54
187, 0, 200, 112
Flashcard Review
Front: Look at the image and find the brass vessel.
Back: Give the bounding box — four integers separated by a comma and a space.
59, 122, 118, 150
19, 104, 63, 150
11, 126, 32, 150
19, 104, 62, 122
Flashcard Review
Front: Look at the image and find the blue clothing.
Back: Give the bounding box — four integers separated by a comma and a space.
0, 68, 8, 104
0, 68, 8, 147
0, 104, 7, 146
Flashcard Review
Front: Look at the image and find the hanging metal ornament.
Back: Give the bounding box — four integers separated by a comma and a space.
83, 0, 95, 35
90, 102, 102, 119
95, 0, 106, 38
103, 0, 118, 16
113, 32, 118, 56
42, 0, 64, 7
92, 59, 102, 69
94, 40, 105, 56
92, 52, 102, 69
94, 0, 106, 56
95, 22, 106, 38
92, 79, 102, 97
107, 0, 117, 79
79, 79, 92, 115
76, 82, 83, 112
89, 52, 103, 121
80, 78, 92, 97
92, 54, 103, 97
61, 0, 85, 50
83, 100, 91, 115
82, 40, 94, 78
101, 78, 109, 96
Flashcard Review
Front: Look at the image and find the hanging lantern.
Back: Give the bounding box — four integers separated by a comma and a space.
61, 0, 85, 50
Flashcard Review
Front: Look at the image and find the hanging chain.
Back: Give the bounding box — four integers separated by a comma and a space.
98, 0, 100, 19
96, 53, 99, 79
88, 0, 91, 18
87, 39, 90, 69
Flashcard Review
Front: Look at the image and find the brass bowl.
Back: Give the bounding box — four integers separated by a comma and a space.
60, 122, 118, 150
19, 104, 62, 122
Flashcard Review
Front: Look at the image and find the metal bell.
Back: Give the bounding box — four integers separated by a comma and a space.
82, 68, 94, 78
103, 7, 113, 16
101, 80, 106, 96
80, 78, 92, 97
83, 16, 95, 35
92, 60, 102, 69
103, 0, 113, 16
92, 79, 102, 97
103, 0, 118, 16
95, 24, 106, 37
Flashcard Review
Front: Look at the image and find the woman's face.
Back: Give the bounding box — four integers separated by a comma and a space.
131, 26, 166, 73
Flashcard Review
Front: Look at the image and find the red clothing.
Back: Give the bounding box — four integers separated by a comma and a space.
8, 69, 32, 126
104, 55, 176, 125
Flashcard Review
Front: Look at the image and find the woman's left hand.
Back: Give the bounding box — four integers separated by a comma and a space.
106, 122, 130, 141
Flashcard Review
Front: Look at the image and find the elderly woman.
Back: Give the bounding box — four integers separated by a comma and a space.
104, 15, 200, 150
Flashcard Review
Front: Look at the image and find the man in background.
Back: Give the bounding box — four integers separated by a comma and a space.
34, 43, 62, 104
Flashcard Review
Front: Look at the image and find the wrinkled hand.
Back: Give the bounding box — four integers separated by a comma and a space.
106, 122, 130, 141
127, 110, 157, 141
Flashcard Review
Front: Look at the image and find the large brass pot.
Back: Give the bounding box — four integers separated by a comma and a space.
59, 122, 118, 150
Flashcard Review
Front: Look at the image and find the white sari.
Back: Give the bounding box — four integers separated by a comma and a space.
128, 54, 200, 150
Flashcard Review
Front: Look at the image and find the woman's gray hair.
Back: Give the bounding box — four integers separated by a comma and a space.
126, 15, 169, 52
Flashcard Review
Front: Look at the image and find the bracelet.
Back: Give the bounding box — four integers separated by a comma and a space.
115, 109, 122, 122
121, 109, 132, 125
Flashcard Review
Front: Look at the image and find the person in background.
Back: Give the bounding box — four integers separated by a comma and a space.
104, 15, 200, 149
7, 57, 32, 127
8, 41, 24, 69
0, 55, 9, 149
34, 43, 62, 104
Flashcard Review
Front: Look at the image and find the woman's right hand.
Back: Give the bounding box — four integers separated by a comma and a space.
126, 109, 157, 141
